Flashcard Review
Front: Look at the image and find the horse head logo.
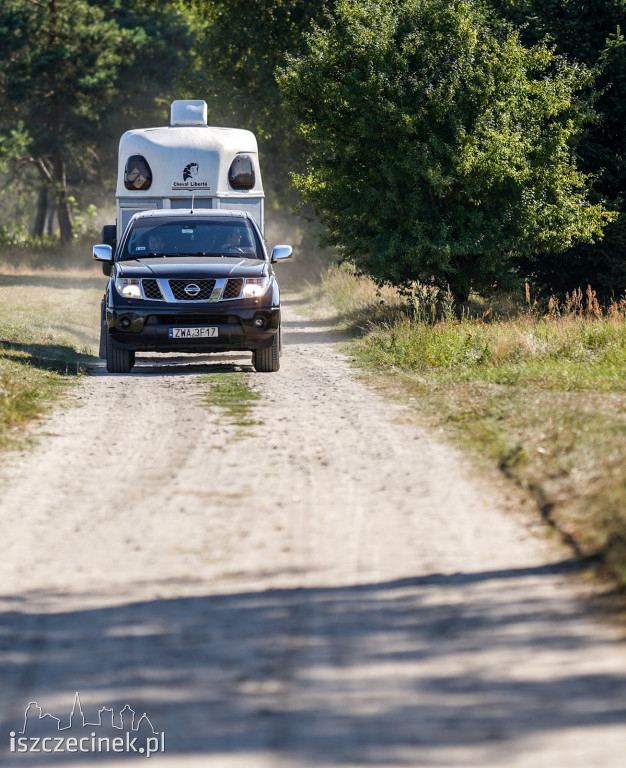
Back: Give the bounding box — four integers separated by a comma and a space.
183, 163, 199, 181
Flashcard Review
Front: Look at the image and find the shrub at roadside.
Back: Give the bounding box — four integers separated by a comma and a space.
357, 312, 626, 392
487, 0, 626, 299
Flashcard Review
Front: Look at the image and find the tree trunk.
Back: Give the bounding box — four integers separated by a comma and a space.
451, 287, 471, 305
449, 255, 479, 312
33, 185, 48, 237
448, 281, 472, 318
53, 155, 73, 244
46, 0, 73, 245
47, 203, 55, 237
55, 195, 73, 243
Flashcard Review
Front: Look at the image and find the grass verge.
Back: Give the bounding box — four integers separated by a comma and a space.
317, 264, 626, 589
0, 267, 103, 449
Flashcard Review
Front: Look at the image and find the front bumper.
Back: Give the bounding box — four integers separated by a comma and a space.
106, 301, 280, 353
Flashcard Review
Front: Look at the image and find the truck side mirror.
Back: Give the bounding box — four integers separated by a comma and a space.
93, 244, 113, 276
271, 244, 293, 262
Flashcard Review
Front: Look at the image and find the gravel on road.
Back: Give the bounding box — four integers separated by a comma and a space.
0, 295, 624, 767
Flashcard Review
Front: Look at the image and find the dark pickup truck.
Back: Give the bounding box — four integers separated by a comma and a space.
93, 209, 292, 373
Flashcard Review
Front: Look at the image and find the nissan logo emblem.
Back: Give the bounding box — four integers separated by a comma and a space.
184, 283, 201, 297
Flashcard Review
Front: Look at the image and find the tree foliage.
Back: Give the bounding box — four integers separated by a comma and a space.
0, 123, 29, 172
183, 0, 333, 204
278, 0, 612, 300
487, 0, 626, 296
0, 0, 190, 241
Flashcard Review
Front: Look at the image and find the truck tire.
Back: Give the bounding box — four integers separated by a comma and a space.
105, 332, 135, 374
98, 299, 106, 359
253, 331, 280, 372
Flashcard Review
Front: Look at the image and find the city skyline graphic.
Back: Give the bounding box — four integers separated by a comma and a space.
20, 693, 158, 735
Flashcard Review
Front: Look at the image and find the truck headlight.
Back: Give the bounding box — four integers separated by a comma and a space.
115, 278, 142, 299
243, 276, 270, 297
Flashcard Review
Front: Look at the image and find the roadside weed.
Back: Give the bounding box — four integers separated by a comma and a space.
202, 370, 262, 440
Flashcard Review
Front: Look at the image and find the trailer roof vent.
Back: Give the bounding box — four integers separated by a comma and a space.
170, 100, 208, 127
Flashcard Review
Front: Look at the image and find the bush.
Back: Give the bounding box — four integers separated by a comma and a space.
279, 0, 612, 301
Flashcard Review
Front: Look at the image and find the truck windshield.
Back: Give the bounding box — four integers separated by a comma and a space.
120, 217, 263, 260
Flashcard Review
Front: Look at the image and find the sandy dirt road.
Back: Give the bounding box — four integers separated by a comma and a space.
0, 294, 625, 767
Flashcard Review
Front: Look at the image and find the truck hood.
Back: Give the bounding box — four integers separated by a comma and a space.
115, 256, 267, 280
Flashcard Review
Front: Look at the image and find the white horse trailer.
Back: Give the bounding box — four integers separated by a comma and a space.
105, 100, 264, 247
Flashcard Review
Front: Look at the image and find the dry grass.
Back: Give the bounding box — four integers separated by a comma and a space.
0, 266, 104, 447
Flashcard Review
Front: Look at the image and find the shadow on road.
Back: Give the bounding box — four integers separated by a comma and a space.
91, 355, 255, 377
1, 562, 624, 764
283, 329, 348, 346
0, 340, 95, 376
281, 317, 350, 346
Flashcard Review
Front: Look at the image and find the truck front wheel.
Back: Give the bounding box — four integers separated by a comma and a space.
105, 333, 135, 374
98, 300, 107, 359
253, 331, 280, 372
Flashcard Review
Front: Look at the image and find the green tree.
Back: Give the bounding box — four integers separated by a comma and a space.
278, 0, 612, 301
487, 0, 626, 296
0, 0, 190, 243
183, 0, 333, 205
0, 123, 29, 171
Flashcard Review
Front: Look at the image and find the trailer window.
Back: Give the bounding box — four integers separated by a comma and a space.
228, 154, 255, 190
124, 155, 152, 191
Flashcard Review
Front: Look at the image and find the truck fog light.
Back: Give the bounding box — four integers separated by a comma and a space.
121, 318, 131, 329
254, 317, 265, 328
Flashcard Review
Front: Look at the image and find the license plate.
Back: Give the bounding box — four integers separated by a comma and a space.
168, 327, 218, 338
